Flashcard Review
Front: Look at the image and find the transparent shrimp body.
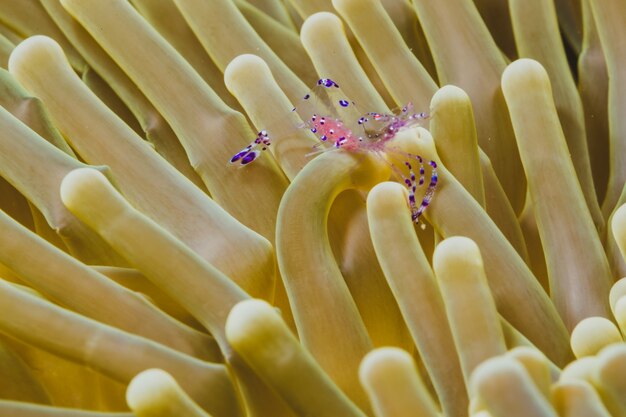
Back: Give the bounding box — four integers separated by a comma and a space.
229, 78, 438, 224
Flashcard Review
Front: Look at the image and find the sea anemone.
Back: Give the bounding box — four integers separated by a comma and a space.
0, 0, 624, 416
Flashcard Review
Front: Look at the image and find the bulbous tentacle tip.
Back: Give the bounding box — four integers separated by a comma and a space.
301, 11, 343, 40
8, 35, 63, 75
501, 58, 550, 93
359, 347, 414, 382
126, 368, 177, 409
224, 54, 270, 92
225, 299, 277, 342
430, 84, 471, 110
433, 236, 483, 274
60, 167, 109, 207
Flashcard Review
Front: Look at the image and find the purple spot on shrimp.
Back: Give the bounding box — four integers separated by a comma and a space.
304, 94, 310, 100
311, 128, 317, 133
241, 152, 258, 165
230, 151, 247, 163
339, 99, 349, 107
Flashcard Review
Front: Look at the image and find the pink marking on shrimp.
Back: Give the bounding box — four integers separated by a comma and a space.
307, 115, 360, 151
